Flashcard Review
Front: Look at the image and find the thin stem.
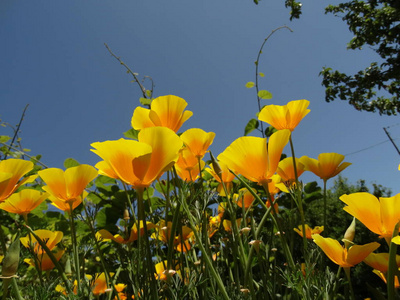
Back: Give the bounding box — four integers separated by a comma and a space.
323, 180, 327, 231
387, 222, 400, 300
68, 204, 81, 296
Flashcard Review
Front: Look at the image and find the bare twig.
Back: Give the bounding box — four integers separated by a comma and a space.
4, 104, 29, 160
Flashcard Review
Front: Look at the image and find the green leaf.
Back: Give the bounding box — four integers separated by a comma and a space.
245, 82, 255, 88
139, 97, 152, 106
123, 128, 139, 140
145, 90, 152, 98
259, 72, 265, 77
265, 126, 277, 137
64, 158, 80, 169
244, 119, 259, 136
258, 90, 273, 99
0, 135, 11, 143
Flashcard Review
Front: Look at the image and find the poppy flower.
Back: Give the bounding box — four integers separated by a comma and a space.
218, 129, 290, 186
151, 221, 194, 253
24, 249, 65, 271
300, 153, 351, 182
91, 127, 183, 189
258, 99, 310, 131
276, 157, 305, 185
340, 192, 400, 239
0, 189, 48, 216
205, 161, 235, 196
131, 95, 193, 133
91, 272, 115, 295
0, 159, 37, 202
175, 147, 205, 182
180, 128, 215, 159
364, 252, 400, 273
38, 164, 98, 211
312, 234, 379, 268
154, 261, 179, 281
21, 229, 63, 254
294, 224, 324, 239
96, 221, 155, 244
234, 188, 257, 210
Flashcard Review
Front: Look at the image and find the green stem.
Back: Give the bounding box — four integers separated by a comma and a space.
344, 268, 355, 300
387, 222, 400, 300
68, 204, 81, 296
323, 180, 327, 232
136, 187, 159, 299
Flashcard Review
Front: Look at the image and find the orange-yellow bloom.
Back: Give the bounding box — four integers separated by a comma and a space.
24, 249, 65, 271
234, 188, 257, 210
151, 221, 194, 252
364, 253, 400, 273
218, 129, 290, 186
373, 269, 400, 288
312, 234, 379, 268
340, 192, 400, 239
300, 153, 351, 181
91, 272, 114, 295
205, 161, 235, 196
276, 157, 305, 184
154, 261, 178, 281
180, 128, 215, 159
131, 95, 193, 133
175, 147, 205, 182
91, 127, 183, 189
258, 99, 310, 131
0, 189, 48, 216
0, 159, 37, 202
97, 221, 155, 244
38, 164, 98, 212
21, 229, 63, 254
294, 224, 324, 239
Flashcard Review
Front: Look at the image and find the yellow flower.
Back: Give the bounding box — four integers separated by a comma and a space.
91, 127, 183, 189
131, 95, 193, 133
205, 161, 235, 196
312, 234, 379, 268
38, 164, 98, 212
234, 188, 257, 210
24, 249, 65, 271
91, 273, 114, 295
276, 157, 305, 184
97, 221, 155, 244
294, 224, 324, 239
300, 153, 351, 181
0, 189, 48, 216
0, 159, 37, 202
258, 99, 310, 131
154, 261, 179, 281
151, 221, 194, 253
180, 128, 215, 159
218, 130, 290, 186
340, 192, 400, 239
175, 147, 205, 182
223, 219, 243, 233
373, 269, 400, 288
364, 253, 400, 273
21, 229, 63, 254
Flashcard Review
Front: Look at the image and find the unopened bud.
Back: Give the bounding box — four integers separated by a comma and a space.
240, 288, 250, 294
209, 151, 222, 179
123, 209, 130, 221
1, 235, 20, 278
240, 227, 251, 235
249, 240, 262, 253
343, 217, 356, 247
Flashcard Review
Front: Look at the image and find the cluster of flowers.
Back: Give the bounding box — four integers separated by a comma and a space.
1, 94, 400, 298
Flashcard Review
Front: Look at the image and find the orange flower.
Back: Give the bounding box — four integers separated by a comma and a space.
276, 157, 305, 184
0, 159, 37, 202
294, 224, 324, 239
340, 192, 400, 239
223, 219, 243, 233
91, 273, 114, 295
151, 221, 194, 253
218, 130, 290, 186
96, 221, 155, 244
131, 95, 193, 133
364, 253, 400, 273
38, 164, 98, 212
300, 153, 351, 182
91, 127, 183, 189
154, 261, 178, 281
234, 188, 257, 210
373, 270, 400, 288
0, 189, 48, 216
21, 229, 63, 254
24, 249, 65, 271
180, 128, 215, 159
175, 147, 205, 182
258, 99, 310, 131
205, 161, 235, 196
312, 234, 379, 268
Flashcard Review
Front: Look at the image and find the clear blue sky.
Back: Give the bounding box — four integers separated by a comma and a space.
2, 1, 399, 192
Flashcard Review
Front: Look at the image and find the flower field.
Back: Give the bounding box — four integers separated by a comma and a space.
0, 94, 399, 300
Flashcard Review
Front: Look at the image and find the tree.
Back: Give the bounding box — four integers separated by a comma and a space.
320, 0, 400, 115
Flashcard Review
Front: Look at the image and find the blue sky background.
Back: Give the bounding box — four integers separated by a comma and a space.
2, 1, 399, 192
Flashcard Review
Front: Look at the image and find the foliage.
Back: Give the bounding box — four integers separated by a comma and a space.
321, 0, 400, 115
